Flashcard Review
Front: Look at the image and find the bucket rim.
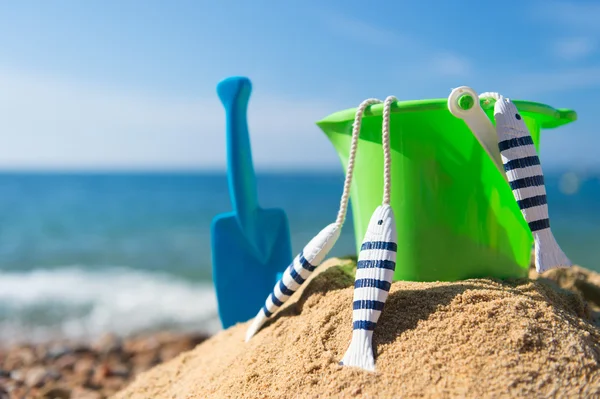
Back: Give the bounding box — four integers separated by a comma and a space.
316, 98, 576, 130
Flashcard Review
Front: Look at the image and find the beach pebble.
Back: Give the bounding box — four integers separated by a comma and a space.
17, 347, 37, 366
71, 387, 104, 399
74, 357, 96, 379
10, 386, 29, 398
46, 344, 73, 360
39, 386, 72, 399
4, 347, 37, 369
47, 368, 62, 381
102, 376, 127, 393
93, 333, 122, 355
91, 363, 110, 386
1, 378, 18, 393
54, 353, 79, 370
25, 365, 49, 387
131, 350, 159, 373
10, 369, 25, 383
108, 363, 130, 379
123, 336, 160, 353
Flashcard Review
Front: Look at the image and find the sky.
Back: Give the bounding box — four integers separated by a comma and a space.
0, 0, 599, 172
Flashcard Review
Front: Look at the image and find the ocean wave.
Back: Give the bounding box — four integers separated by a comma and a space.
0, 266, 221, 344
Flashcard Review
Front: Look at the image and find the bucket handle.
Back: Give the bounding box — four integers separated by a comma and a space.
447, 86, 507, 181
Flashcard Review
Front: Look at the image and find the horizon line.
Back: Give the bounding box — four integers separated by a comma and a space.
0, 166, 594, 176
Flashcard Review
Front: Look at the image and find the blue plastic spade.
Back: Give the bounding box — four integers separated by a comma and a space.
211, 76, 293, 329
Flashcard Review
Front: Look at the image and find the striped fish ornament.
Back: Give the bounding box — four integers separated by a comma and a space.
245, 223, 340, 341
244, 98, 383, 342
494, 96, 572, 273
339, 204, 397, 372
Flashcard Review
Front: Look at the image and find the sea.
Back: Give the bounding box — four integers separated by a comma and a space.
0, 171, 598, 344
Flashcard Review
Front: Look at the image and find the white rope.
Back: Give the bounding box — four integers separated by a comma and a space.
382, 96, 396, 205
478, 91, 502, 106
335, 98, 383, 226
478, 91, 501, 99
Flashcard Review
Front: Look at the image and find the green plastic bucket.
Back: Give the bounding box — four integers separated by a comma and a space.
316, 98, 576, 282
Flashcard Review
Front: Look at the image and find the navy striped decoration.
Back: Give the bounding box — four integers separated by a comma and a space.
356, 259, 396, 270
354, 278, 392, 291
260, 251, 317, 319
353, 320, 377, 331
261, 305, 272, 317
360, 241, 398, 251
503, 155, 541, 172
528, 218, 550, 232
353, 300, 385, 311
270, 292, 283, 307
288, 266, 305, 285
299, 252, 316, 272
516, 194, 547, 210
278, 279, 294, 296
498, 136, 534, 152
509, 175, 544, 190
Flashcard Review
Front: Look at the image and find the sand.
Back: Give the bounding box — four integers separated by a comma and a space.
530, 264, 600, 325
115, 258, 600, 399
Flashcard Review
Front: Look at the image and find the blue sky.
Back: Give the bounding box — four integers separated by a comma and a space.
0, 0, 599, 171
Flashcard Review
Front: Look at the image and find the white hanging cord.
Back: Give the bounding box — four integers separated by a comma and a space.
335, 98, 383, 226
382, 96, 396, 205
478, 91, 501, 99
478, 91, 502, 106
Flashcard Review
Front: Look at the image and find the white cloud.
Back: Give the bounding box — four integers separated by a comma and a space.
319, 13, 411, 48
429, 52, 472, 77
318, 11, 472, 79
536, 1, 600, 33
553, 37, 596, 61
0, 68, 344, 171
504, 66, 600, 96
534, 1, 599, 61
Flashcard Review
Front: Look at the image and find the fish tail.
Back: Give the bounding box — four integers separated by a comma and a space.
339, 330, 375, 372
534, 227, 572, 273
245, 308, 268, 342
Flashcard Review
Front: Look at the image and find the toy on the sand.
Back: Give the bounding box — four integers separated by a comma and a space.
486, 91, 572, 273
340, 96, 398, 372
317, 92, 576, 282
450, 87, 572, 273
244, 223, 340, 341
211, 76, 293, 329
245, 98, 384, 341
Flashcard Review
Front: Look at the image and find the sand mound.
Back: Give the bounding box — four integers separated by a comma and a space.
116, 259, 600, 399
530, 264, 600, 325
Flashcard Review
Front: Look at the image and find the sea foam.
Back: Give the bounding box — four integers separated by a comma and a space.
0, 266, 220, 344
